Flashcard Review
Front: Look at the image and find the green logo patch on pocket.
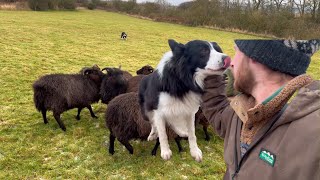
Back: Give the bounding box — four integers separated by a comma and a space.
259, 148, 276, 167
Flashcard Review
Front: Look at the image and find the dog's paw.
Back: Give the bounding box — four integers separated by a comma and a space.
161, 149, 172, 160
190, 147, 202, 162
147, 132, 158, 141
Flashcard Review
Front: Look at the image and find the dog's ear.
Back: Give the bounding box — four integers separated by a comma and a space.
168, 39, 185, 58
211, 42, 223, 53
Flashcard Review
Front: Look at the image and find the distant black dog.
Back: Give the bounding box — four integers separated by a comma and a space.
121, 32, 127, 40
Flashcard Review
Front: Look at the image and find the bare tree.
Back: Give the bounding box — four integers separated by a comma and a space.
274, 0, 286, 10
308, 0, 320, 19
318, 0, 320, 17
294, 0, 307, 16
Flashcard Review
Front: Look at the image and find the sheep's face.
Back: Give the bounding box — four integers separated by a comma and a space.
81, 65, 104, 85
136, 65, 154, 75
84, 69, 104, 85
100, 68, 128, 104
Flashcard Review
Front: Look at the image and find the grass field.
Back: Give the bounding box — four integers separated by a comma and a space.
0, 10, 319, 179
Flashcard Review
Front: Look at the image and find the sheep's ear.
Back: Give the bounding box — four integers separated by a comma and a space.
84, 69, 92, 75
102, 67, 112, 74
93, 64, 100, 70
168, 39, 184, 58
80, 67, 90, 75
211, 42, 223, 53
148, 65, 154, 72
118, 65, 122, 70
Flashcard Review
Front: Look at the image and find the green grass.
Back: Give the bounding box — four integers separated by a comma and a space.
0, 10, 319, 179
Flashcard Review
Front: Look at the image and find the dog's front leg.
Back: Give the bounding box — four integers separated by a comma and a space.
187, 114, 202, 162
147, 124, 158, 141
154, 114, 172, 160
147, 112, 158, 141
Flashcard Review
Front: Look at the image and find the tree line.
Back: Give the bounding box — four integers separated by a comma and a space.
97, 0, 320, 38
1, 0, 319, 38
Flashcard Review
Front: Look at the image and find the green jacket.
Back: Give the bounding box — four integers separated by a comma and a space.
201, 74, 320, 180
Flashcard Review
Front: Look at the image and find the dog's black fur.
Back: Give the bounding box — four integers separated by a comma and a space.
139, 40, 225, 118
120, 32, 127, 40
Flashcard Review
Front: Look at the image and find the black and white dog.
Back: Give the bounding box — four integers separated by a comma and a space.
139, 39, 230, 162
120, 32, 127, 40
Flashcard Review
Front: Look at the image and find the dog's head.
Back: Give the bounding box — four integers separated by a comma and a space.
169, 39, 230, 73
157, 39, 231, 90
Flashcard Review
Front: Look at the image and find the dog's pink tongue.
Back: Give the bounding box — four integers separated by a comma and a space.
223, 57, 231, 68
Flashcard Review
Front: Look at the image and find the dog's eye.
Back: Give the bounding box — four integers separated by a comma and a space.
200, 48, 210, 56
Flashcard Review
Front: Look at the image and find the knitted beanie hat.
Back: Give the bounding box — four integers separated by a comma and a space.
234, 39, 320, 76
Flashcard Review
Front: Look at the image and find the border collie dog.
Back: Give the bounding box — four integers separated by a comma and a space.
120, 32, 127, 40
139, 39, 230, 162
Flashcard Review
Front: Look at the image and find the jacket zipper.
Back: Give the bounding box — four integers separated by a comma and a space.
231, 104, 288, 179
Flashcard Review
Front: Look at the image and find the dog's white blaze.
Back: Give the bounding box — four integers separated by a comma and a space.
194, 42, 227, 89
205, 42, 227, 71
157, 51, 173, 78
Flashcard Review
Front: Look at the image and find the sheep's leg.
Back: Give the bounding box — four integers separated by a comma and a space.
109, 133, 116, 155
53, 111, 66, 131
203, 125, 210, 141
154, 114, 172, 160
151, 138, 160, 156
87, 105, 98, 119
118, 139, 133, 154
174, 137, 183, 152
186, 114, 202, 162
41, 109, 48, 124
76, 108, 83, 120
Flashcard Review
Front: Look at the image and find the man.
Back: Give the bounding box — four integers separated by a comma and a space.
201, 40, 320, 180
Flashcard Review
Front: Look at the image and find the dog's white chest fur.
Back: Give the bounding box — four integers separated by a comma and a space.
153, 92, 201, 138
148, 91, 203, 162
158, 91, 201, 117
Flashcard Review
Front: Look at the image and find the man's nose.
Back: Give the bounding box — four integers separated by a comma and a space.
229, 58, 235, 68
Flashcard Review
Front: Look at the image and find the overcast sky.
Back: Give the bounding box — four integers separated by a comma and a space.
136, 0, 192, 6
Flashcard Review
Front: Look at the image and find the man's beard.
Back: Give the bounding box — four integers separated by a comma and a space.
233, 63, 255, 95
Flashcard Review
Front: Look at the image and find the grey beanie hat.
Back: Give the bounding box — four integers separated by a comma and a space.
234, 39, 320, 76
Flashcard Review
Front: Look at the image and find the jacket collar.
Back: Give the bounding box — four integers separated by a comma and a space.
230, 74, 314, 144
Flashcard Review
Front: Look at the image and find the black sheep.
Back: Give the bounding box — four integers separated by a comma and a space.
33, 65, 104, 131
124, 65, 154, 93
136, 65, 154, 75
106, 92, 183, 155
33, 66, 128, 131
100, 67, 128, 104
126, 75, 146, 93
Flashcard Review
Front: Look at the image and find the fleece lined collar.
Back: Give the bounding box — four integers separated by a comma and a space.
230, 74, 313, 144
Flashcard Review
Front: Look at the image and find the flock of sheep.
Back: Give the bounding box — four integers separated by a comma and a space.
32, 64, 211, 156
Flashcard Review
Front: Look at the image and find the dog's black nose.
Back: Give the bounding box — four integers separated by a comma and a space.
222, 56, 231, 68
